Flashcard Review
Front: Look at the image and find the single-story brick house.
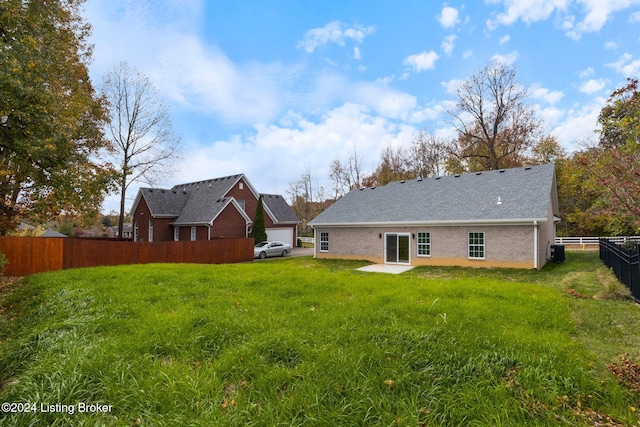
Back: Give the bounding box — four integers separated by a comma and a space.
129, 174, 299, 246
309, 164, 559, 269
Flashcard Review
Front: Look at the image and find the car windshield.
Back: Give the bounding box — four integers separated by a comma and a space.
255, 241, 269, 247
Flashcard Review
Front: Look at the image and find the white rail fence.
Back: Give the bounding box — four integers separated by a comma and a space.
555, 236, 640, 246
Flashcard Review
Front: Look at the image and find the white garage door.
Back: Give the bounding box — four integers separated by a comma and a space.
266, 228, 294, 247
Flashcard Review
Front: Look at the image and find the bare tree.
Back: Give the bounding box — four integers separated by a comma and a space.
408, 130, 448, 178
447, 62, 542, 171
101, 62, 181, 237
328, 147, 366, 198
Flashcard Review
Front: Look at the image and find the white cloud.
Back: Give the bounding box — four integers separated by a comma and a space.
604, 41, 618, 50
531, 85, 565, 104
579, 78, 609, 94
499, 34, 511, 44
551, 97, 606, 151
438, 6, 461, 28
441, 35, 458, 56
630, 10, 640, 22
403, 51, 440, 72
174, 103, 418, 200
486, 0, 570, 30
486, 0, 640, 40
578, 67, 595, 78
296, 21, 376, 53
442, 78, 465, 95
462, 49, 474, 59
354, 47, 362, 60
606, 53, 640, 76
491, 50, 519, 66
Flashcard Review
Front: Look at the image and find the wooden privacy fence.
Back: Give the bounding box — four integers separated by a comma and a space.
0, 237, 254, 276
599, 238, 640, 303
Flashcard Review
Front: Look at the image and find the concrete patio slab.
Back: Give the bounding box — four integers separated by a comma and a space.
357, 264, 415, 274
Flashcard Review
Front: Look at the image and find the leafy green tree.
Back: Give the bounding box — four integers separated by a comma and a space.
598, 78, 640, 149
249, 196, 268, 243
584, 78, 640, 234
0, 0, 113, 234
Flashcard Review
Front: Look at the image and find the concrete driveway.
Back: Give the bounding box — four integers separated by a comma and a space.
254, 247, 314, 261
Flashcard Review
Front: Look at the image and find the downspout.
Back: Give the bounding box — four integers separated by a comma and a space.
533, 220, 538, 270
312, 226, 317, 259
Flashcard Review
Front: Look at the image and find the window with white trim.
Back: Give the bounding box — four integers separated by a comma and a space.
148, 220, 153, 242
417, 232, 431, 256
174, 226, 179, 241
468, 232, 485, 259
191, 226, 197, 241
134, 220, 138, 242
320, 232, 329, 252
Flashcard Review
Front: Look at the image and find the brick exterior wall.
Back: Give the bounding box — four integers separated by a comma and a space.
132, 197, 174, 243
314, 223, 550, 269
132, 176, 297, 242
211, 205, 248, 238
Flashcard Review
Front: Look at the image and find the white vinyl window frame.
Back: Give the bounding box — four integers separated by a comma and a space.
174, 226, 179, 241
468, 232, 485, 260
320, 232, 329, 252
148, 220, 153, 243
191, 226, 197, 241
417, 232, 431, 257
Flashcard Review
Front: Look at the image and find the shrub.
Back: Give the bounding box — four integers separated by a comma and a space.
0, 251, 8, 276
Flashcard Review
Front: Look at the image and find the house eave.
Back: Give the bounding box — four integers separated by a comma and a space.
310, 218, 549, 228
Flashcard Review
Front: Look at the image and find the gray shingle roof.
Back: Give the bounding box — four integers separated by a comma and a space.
309, 164, 557, 226
261, 194, 299, 223
134, 174, 298, 226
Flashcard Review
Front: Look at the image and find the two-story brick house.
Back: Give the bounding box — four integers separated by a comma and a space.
129, 174, 299, 246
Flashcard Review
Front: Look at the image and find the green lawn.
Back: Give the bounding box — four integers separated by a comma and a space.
1, 252, 639, 426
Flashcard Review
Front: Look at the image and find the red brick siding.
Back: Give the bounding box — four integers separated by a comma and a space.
132, 197, 177, 242
225, 178, 258, 220
211, 205, 247, 238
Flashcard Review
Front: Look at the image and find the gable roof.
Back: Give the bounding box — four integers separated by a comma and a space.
261, 194, 300, 224
130, 174, 297, 226
310, 164, 558, 226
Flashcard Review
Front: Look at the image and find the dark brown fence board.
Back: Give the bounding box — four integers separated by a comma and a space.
0, 237, 254, 276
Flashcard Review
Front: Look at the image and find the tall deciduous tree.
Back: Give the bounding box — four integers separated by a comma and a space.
580, 77, 640, 234
101, 62, 181, 238
598, 78, 639, 149
447, 62, 542, 171
0, 0, 112, 234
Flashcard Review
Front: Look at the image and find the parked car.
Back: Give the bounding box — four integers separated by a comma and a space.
254, 241, 291, 259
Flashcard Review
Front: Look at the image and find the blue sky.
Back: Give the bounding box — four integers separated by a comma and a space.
82, 0, 640, 213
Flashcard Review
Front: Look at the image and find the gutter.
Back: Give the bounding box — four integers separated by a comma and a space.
309, 218, 549, 228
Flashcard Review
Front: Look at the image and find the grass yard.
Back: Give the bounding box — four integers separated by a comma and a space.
1, 251, 639, 426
